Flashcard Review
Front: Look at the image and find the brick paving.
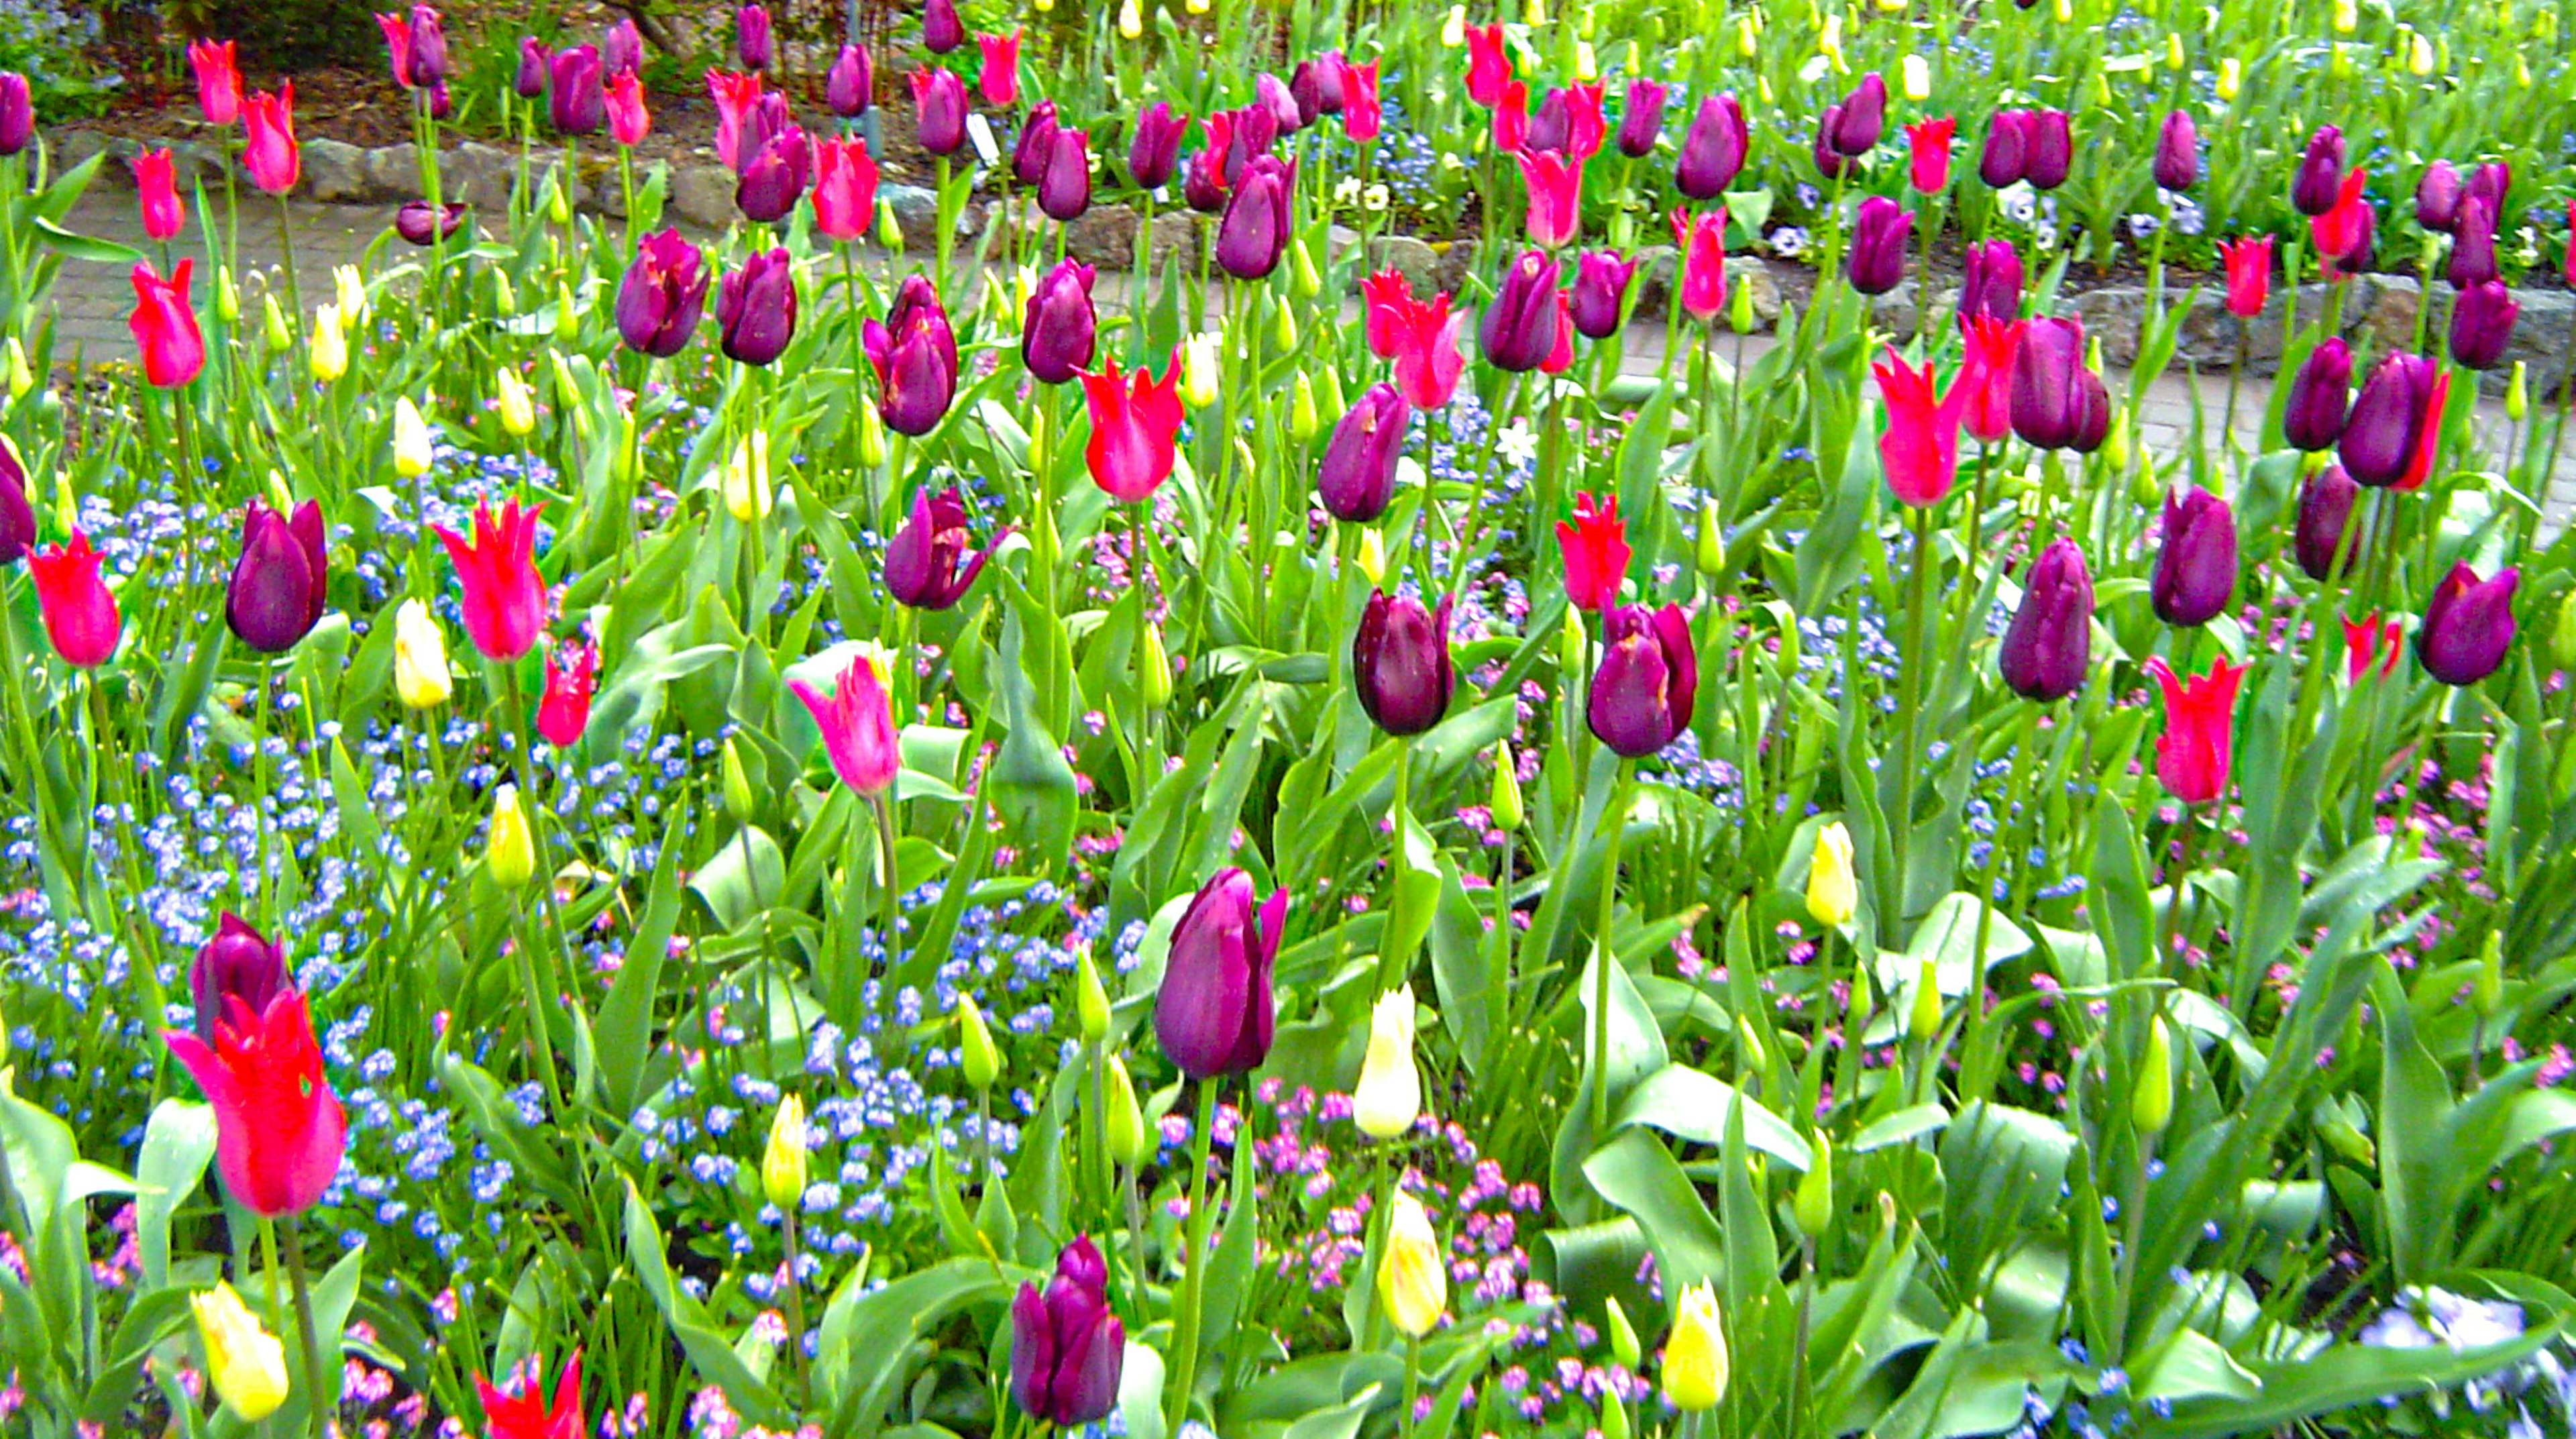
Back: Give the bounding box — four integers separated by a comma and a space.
43, 191, 2576, 541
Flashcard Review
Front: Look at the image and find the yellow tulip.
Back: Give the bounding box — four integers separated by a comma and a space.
4, 337, 31, 398
1663, 1282, 1727, 1411
334, 264, 366, 325
496, 367, 537, 437
1118, 0, 1142, 38
1900, 55, 1930, 101
763, 1094, 809, 1210
192, 1282, 288, 1420
2216, 58, 2240, 102
1442, 4, 1467, 45
2331, 0, 2355, 32
309, 305, 347, 383
1521, 0, 1546, 28
1181, 333, 1222, 407
723, 432, 773, 521
1377, 1191, 1447, 1336
391, 599, 452, 709
1353, 985, 1421, 1139
1806, 822, 1857, 928
1574, 42, 1597, 81
392, 398, 433, 478
1354, 527, 1387, 588
486, 784, 537, 889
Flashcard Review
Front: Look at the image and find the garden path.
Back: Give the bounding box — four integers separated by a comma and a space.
42, 191, 2576, 543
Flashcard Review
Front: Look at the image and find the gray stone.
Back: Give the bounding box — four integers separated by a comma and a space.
443, 142, 517, 211
883, 182, 938, 241
1150, 211, 1197, 270
2498, 290, 2575, 397
363, 142, 426, 202
1866, 280, 1924, 341
1630, 251, 1780, 329
1365, 234, 1440, 292
2356, 276, 2421, 356
301, 139, 376, 204
2070, 287, 2149, 368
669, 164, 737, 229
54, 129, 111, 181
1434, 239, 1478, 295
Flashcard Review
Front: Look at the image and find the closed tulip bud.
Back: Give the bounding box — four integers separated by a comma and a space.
1154, 867, 1286, 1077
958, 996, 1002, 1089
2023, 109, 2072, 189
1673, 93, 1748, 199
2292, 125, 2345, 216
721, 433, 772, 521
2216, 58, 2241, 101
1139, 621, 1173, 706
309, 305, 347, 382
2449, 280, 2518, 371
2553, 592, 2576, 671
1729, 278, 1755, 333
2289, 463, 2359, 583
2508, 362, 2529, 421
877, 198, 904, 249
1806, 821, 1857, 927
827, 44, 872, 116
2010, 316, 2093, 449
1216, 156, 1293, 279
392, 397, 433, 478
1909, 955, 1942, 1041
1354, 985, 1422, 1138
2339, 351, 2444, 487
1827, 72, 1886, 156
2133, 1017, 2174, 1134
1182, 333, 1222, 407
1998, 538, 2094, 700
1281, 372, 1320, 440
1489, 743, 1523, 831
2473, 932, 2504, 1018
1480, 248, 1562, 372
2417, 562, 2518, 686
1664, 1284, 1727, 1411
1074, 951, 1112, 1042
2154, 109, 2198, 191
496, 367, 536, 436
722, 735, 756, 822
1901, 54, 1931, 100
1318, 382, 1409, 523
1558, 604, 1588, 683
262, 295, 291, 352
1, 337, 27, 399
1694, 498, 1725, 576
486, 784, 537, 888
1978, 109, 2030, 188
1353, 592, 1455, 737
2415, 160, 2462, 232
1794, 1141, 1833, 1234
1957, 238, 2022, 324
1103, 1054, 1148, 1164
1379, 1193, 1447, 1336
762, 1094, 808, 1209
553, 280, 579, 341
2283, 337, 2353, 451
2149, 486, 2237, 629
390, 598, 451, 708
192, 1282, 289, 1421
856, 400, 888, 465
1570, 249, 1637, 339
225, 500, 327, 654
1354, 527, 1387, 586
1616, 79, 1666, 158
716, 247, 798, 366
911, 68, 967, 155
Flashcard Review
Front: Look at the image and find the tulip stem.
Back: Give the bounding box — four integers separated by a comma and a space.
1887, 499, 1939, 943
1400, 1333, 1423, 1439
277, 1216, 327, 1439
1163, 1079, 1222, 1432
871, 788, 902, 975
272, 193, 303, 328
1589, 761, 1637, 1136
782, 1206, 810, 1394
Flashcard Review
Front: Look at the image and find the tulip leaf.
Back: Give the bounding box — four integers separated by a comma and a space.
598, 807, 688, 1118
621, 1179, 795, 1426
1583, 1128, 1727, 1299
29, 217, 140, 266
133, 1100, 215, 1291
818, 1257, 1028, 1435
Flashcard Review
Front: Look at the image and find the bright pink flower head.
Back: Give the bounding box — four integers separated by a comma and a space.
162, 991, 347, 1218
132, 149, 184, 242
1873, 348, 1970, 507
977, 30, 1022, 109
1517, 148, 1583, 248
1904, 117, 1955, 195
476, 1352, 586, 1439
26, 531, 121, 668
129, 258, 205, 388
2143, 653, 2245, 806
2218, 235, 2271, 319
1360, 268, 1412, 358
241, 83, 299, 195
537, 639, 598, 747
374, 11, 415, 88
2396, 369, 2451, 493
2310, 167, 2372, 275
1379, 288, 1464, 409
1464, 23, 1510, 107
1342, 61, 1382, 142
2341, 612, 2402, 685
189, 39, 242, 126
433, 498, 548, 661
1958, 314, 2024, 445
607, 70, 651, 146
1669, 205, 1726, 323
1493, 81, 1528, 154
1559, 81, 1608, 159
1079, 349, 1185, 502
791, 651, 901, 796
708, 69, 765, 170
1539, 289, 1574, 374
2564, 201, 2576, 288
1556, 491, 1630, 611
813, 136, 881, 241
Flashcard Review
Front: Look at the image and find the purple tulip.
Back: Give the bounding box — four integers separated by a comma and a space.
1312, 52, 1351, 116
887, 486, 1010, 610
225, 500, 327, 653
394, 200, 467, 246
1828, 72, 1886, 156
924, 0, 965, 53
1013, 101, 1060, 187
1979, 110, 2029, 188
2150, 486, 2237, 627
735, 123, 812, 223
190, 912, 290, 1044
2023, 110, 2071, 189
1479, 248, 1562, 372
1570, 249, 1637, 339
864, 276, 959, 435
2449, 280, 2518, 370
1020, 258, 1097, 384
1353, 592, 1455, 737
0, 74, 29, 157
1527, 86, 1574, 155
2447, 196, 2499, 289
1673, 93, 1747, 199
407, 5, 449, 88
547, 45, 604, 135
2010, 316, 2092, 450
1254, 72, 1302, 134
2294, 463, 2359, 582
427, 81, 452, 121
616, 228, 709, 357
1847, 197, 1910, 295
1617, 79, 1667, 158
913, 67, 967, 155
1318, 383, 1409, 524
602, 17, 643, 75
2282, 338, 2353, 452
0, 439, 33, 566
1215, 155, 1292, 279
514, 38, 551, 99
1038, 127, 1091, 221
2291, 125, 2345, 216
2465, 161, 2510, 225
716, 247, 797, 366
737, 92, 792, 176
1811, 107, 1851, 181
2415, 160, 2462, 232
1958, 239, 2023, 323
2339, 351, 2438, 486
1589, 602, 1697, 757
1010, 1238, 1124, 1428
2416, 562, 2518, 686
828, 44, 873, 116
737, 4, 773, 71
1289, 61, 1329, 127
2153, 109, 2197, 191
1154, 868, 1287, 1079
1129, 101, 1186, 188
1998, 539, 2092, 702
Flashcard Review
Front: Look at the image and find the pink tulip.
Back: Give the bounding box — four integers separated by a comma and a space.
1669, 206, 1726, 323
812, 137, 881, 242
1079, 349, 1186, 502
1517, 148, 1582, 248
791, 652, 901, 796
128, 259, 204, 388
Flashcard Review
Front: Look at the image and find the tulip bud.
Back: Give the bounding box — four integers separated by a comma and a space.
3, 337, 28, 399
493, 367, 535, 437
262, 295, 290, 352
392, 598, 452, 708
722, 735, 757, 822
2508, 362, 2529, 421
878, 199, 904, 250
392, 398, 433, 478
493, 271, 519, 315
216, 266, 241, 323
1289, 372, 1319, 440
2132, 1017, 2173, 1135
1601, 1396, 1631, 1439
1354, 985, 1422, 1138
1489, 743, 1523, 832
1378, 1192, 1448, 1336
1354, 527, 1387, 586
1605, 1296, 1642, 1369
723, 432, 773, 521
1138, 622, 1172, 706
2551, 591, 2576, 670
857, 403, 888, 466
549, 172, 574, 225
1118, 0, 1142, 37
1075, 951, 1112, 1041
1558, 604, 1587, 681
191, 1281, 289, 1420
1274, 294, 1299, 348
1664, 1283, 1727, 1411
486, 785, 537, 889
1908, 955, 1941, 1042
309, 305, 347, 382
1794, 1141, 1833, 1234
1182, 333, 1222, 407
1103, 1053, 1149, 1165
1442, 5, 1467, 43
2417, 562, 2519, 686
762, 1094, 808, 1209
2165, 32, 2184, 68
2473, 932, 2504, 1018
2150, 486, 2237, 628
958, 995, 1001, 1089
1900, 54, 1929, 100
1807, 822, 1857, 928
2216, 58, 2241, 101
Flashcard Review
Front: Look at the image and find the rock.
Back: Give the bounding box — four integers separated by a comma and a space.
883, 182, 938, 243
301, 138, 377, 203
1434, 238, 1477, 294
1063, 203, 1139, 269
169, 142, 229, 190
1866, 280, 1924, 341
1150, 211, 1197, 270
591, 159, 672, 220
669, 163, 738, 229
2071, 287, 2149, 368
2356, 276, 2421, 356
443, 142, 517, 211
363, 142, 426, 201
1629, 251, 1780, 329
2499, 289, 2575, 396
54, 129, 111, 182
1365, 234, 1440, 292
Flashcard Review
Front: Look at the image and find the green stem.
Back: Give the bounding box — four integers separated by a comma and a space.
872, 788, 902, 977
782, 1208, 810, 1395
279, 1216, 327, 1439
1589, 761, 1638, 1135
1888, 499, 1940, 941
1163, 1079, 1223, 1432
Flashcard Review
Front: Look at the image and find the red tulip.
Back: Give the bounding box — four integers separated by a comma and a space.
1359, 270, 1411, 359
1464, 23, 1511, 107
1872, 348, 1969, 507
1904, 117, 1954, 195
1517, 148, 1582, 248
1539, 289, 1574, 374
1556, 491, 1629, 611
2143, 653, 2244, 806
1342, 60, 1382, 142
1079, 349, 1185, 502
607, 71, 650, 146
26, 531, 121, 668
1493, 81, 1528, 155
2341, 613, 2402, 685
1957, 315, 2023, 444
131, 148, 184, 241
241, 83, 299, 195
1375, 286, 1464, 410
791, 651, 900, 795
2218, 235, 2271, 319
2310, 168, 2371, 276
189, 39, 242, 127
812, 136, 881, 241
162, 990, 347, 1217
1669, 206, 1726, 323
476, 1352, 586, 1439
374, 11, 416, 89
128, 259, 205, 388
977, 30, 1021, 109
536, 639, 598, 747
708, 69, 765, 171
434, 498, 548, 661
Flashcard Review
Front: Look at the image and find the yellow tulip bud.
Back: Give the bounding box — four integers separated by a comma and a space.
1900, 54, 1930, 101
1794, 1142, 1833, 1235
1908, 955, 1942, 1043
1275, 293, 1301, 346
1354, 527, 1387, 587
1354, 985, 1422, 1139
723, 432, 773, 521
554, 281, 580, 343
2508, 362, 2528, 421
1521, 0, 1546, 28
2332, 0, 2355, 31
334, 264, 366, 324
4, 338, 31, 399
191, 1282, 288, 1421
1378, 1191, 1448, 1336
958, 996, 1002, 1089
1603, 1295, 1642, 1369
1694, 497, 1725, 577
762, 1094, 809, 1209
857, 402, 889, 466
1289, 373, 1320, 440
2216, 58, 2240, 102
1184, 0, 1207, 17
486, 784, 537, 889
1118, 0, 1142, 38
1182, 332, 1222, 407
1663, 1283, 1727, 1411
2133, 1016, 2174, 1135
2053, 0, 2072, 21
1139, 622, 1173, 707
262, 295, 291, 353
1817, 13, 1844, 65
392, 398, 433, 478
1442, 5, 1467, 45
2165, 33, 2184, 69
391, 599, 452, 708
1734, 16, 1758, 58
1806, 822, 1857, 928
496, 367, 537, 436
1103, 1053, 1150, 1165
722, 735, 757, 822
216, 265, 241, 323
2403, 30, 2432, 74
1574, 41, 1598, 81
